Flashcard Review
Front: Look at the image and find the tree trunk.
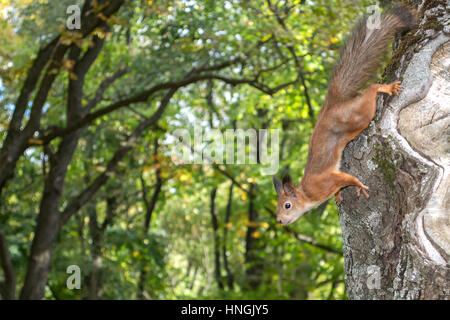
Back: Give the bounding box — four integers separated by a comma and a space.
86, 200, 101, 300
209, 188, 224, 290
339, 2, 449, 300
0, 228, 16, 299
20, 29, 107, 300
137, 138, 163, 299
20, 130, 83, 300
245, 183, 263, 290
222, 182, 235, 290
0, 0, 124, 197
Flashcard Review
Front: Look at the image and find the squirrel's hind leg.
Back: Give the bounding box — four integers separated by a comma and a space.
331, 171, 369, 200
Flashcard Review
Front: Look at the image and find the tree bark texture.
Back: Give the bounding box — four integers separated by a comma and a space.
338, 1, 449, 299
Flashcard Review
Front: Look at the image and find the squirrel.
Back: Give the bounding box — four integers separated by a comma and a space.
273, 5, 417, 225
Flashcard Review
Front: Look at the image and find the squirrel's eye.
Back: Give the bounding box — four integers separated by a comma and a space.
284, 202, 292, 210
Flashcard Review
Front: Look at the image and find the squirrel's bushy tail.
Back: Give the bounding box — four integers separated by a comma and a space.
326, 5, 416, 103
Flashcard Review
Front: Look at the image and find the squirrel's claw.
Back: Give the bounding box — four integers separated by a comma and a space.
379, 81, 402, 96
356, 185, 369, 199
392, 81, 402, 96
335, 192, 343, 205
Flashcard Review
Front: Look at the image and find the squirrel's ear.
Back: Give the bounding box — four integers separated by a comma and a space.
282, 174, 292, 186
273, 176, 283, 195
282, 174, 297, 198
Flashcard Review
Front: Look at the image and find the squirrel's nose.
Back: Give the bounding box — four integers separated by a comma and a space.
277, 218, 282, 224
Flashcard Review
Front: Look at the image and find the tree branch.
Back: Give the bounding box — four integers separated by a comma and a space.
67, 30, 107, 121
0, 0, 125, 194
84, 67, 130, 112
264, 206, 342, 255
58, 89, 176, 227
141, 137, 163, 231
267, 0, 315, 121
38, 59, 296, 144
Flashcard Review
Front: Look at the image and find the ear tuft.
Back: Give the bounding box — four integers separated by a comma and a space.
273, 176, 283, 195
282, 174, 297, 198
282, 174, 292, 186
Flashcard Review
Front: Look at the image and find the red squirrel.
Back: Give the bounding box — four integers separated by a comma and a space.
273, 5, 416, 224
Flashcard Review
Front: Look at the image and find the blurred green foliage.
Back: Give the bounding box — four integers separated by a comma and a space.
0, 0, 375, 299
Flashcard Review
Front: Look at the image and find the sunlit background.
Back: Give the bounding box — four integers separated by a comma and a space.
0, 0, 375, 299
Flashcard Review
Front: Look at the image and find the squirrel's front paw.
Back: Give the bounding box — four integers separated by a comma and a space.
379, 81, 402, 96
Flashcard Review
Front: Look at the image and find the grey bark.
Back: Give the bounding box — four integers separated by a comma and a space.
338, 1, 450, 300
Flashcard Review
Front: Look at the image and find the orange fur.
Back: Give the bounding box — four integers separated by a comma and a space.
273, 5, 416, 224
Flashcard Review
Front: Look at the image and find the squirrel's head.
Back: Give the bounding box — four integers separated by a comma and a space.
273, 175, 308, 225
273, 175, 310, 224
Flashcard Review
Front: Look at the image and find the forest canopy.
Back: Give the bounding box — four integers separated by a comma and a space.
0, 0, 376, 300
